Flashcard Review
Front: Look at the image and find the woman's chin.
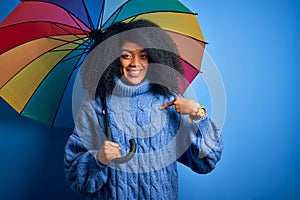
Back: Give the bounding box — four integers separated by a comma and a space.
121, 76, 145, 85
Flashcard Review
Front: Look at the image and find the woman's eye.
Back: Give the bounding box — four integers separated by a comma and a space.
140, 54, 148, 59
121, 54, 132, 59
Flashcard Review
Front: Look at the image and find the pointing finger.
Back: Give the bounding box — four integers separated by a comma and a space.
159, 99, 176, 110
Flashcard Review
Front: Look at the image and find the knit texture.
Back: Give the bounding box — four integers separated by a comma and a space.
64, 78, 223, 200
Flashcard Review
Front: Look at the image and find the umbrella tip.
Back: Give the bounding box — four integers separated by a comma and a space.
89, 30, 103, 40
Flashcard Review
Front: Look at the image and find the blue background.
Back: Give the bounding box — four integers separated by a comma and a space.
1, 0, 299, 199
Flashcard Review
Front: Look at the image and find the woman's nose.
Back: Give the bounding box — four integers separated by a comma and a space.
130, 56, 141, 67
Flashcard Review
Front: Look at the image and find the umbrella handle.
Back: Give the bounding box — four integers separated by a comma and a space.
106, 126, 137, 164
112, 139, 136, 164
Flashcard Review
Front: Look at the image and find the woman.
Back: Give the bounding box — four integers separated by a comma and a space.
64, 20, 223, 199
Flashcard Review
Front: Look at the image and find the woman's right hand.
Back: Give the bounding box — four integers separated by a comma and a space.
97, 141, 121, 165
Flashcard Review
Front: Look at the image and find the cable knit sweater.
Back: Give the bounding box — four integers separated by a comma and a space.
64, 78, 223, 199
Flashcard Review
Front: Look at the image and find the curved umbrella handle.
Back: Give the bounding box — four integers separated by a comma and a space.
112, 139, 136, 164
106, 126, 136, 164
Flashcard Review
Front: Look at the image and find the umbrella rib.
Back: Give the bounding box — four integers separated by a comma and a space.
165, 29, 208, 44
47, 35, 90, 47
0, 21, 89, 53
53, 50, 89, 64
52, 22, 88, 41
0, 20, 88, 33
19, 42, 86, 125
48, 37, 93, 53
50, 40, 93, 128
127, 15, 138, 23
73, 40, 92, 71
100, 1, 128, 29
65, 9, 90, 35
49, 67, 74, 129
82, 0, 95, 30
0, 37, 86, 90
1, 33, 88, 58
109, 7, 124, 27
50, 48, 90, 52
70, 39, 94, 70
98, 0, 106, 29
18, 58, 70, 116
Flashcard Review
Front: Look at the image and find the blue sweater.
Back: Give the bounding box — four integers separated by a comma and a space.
64, 79, 223, 199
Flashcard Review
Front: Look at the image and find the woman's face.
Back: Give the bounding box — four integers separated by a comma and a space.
119, 41, 149, 85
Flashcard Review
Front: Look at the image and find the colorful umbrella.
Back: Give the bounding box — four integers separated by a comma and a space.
0, 0, 206, 129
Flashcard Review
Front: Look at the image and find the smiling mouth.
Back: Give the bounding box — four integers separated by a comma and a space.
127, 69, 143, 77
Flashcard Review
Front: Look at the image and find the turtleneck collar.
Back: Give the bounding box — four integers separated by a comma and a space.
112, 77, 151, 97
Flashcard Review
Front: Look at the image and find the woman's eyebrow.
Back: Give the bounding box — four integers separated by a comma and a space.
121, 48, 131, 52
120, 48, 146, 53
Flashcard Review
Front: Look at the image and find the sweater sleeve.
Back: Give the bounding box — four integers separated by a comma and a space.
64, 96, 108, 196
177, 116, 223, 174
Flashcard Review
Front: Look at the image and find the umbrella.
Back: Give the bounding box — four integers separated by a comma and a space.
0, 0, 206, 130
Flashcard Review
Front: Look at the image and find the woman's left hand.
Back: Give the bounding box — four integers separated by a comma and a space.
159, 97, 206, 121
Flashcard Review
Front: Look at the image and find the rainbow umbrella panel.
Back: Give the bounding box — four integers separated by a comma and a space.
0, 0, 206, 128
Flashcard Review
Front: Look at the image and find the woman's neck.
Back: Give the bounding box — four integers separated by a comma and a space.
112, 77, 151, 97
